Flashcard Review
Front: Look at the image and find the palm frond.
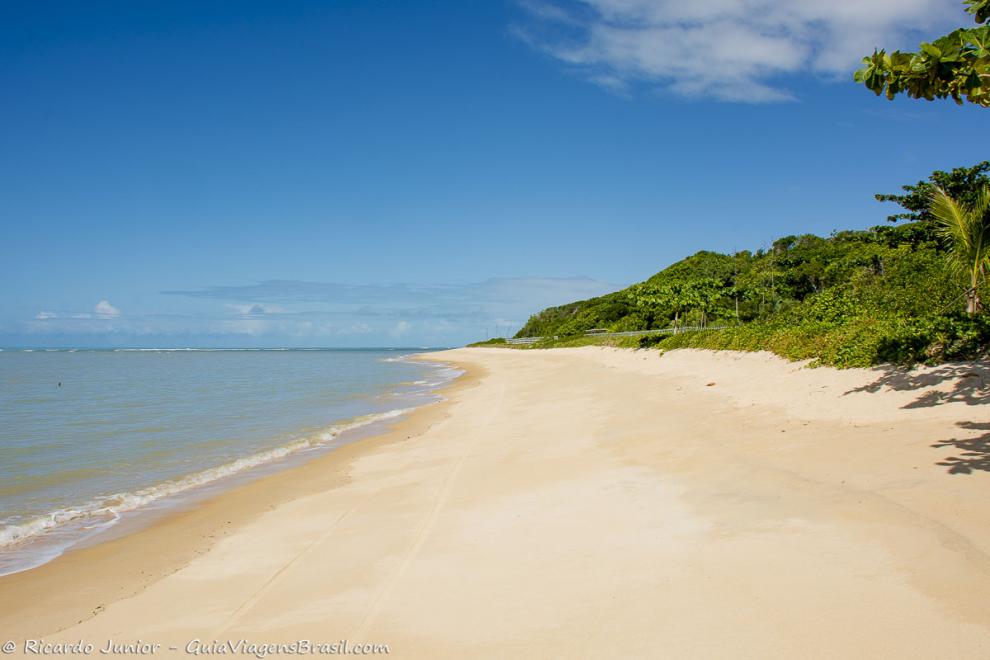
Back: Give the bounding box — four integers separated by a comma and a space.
973, 184, 990, 220
973, 185, 990, 276
929, 184, 990, 293
930, 187, 972, 278
930, 187, 971, 251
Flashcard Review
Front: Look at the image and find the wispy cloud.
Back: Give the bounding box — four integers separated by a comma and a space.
390, 320, 412, 338
15, 277, 619, 345
164, 277, 615, 312
164, 276, 618, 340
513, 0, 956, 102
224, 303, 286, 316
34, 300, 121, 321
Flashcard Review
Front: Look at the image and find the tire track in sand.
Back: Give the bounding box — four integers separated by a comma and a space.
210, 507, 355, 638
352, 377, 506, 640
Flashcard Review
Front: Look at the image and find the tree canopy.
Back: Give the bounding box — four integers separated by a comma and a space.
511, 165, 990, 366
876, 161, 990, 223
855, 0, 990, 106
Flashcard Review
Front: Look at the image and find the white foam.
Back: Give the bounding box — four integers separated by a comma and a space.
0, 407, 416, 552
0, 355, 465, 575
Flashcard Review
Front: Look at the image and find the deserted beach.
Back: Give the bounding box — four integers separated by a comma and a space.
3, 347, 990, 658
5, 0, 990, 656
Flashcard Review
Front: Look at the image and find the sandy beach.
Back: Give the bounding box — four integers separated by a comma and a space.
2, 347, 990, 658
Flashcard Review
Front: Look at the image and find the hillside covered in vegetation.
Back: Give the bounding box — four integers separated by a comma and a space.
513, 163, 990, 367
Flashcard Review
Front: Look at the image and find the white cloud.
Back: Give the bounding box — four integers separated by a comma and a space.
34, 302, 121, 321
225, 303, 285, 316
17, 276, 621, 344
390, 320, 412, 337
94, 300, 121, 318
515, 0, 956, 101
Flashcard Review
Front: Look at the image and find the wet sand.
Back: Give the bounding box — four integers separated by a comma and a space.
2, 347, 989, 659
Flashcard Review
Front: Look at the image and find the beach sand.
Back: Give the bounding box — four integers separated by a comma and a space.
2, 347, 990, 658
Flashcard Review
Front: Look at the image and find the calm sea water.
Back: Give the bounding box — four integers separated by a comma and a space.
0, 348, 458, 575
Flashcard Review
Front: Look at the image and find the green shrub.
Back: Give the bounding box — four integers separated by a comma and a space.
506, 190, 990, 366
467, 337, 508, 347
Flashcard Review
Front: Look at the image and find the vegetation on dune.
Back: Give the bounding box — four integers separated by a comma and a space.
477, 3, 990, 368
491, 335, 644, 351
855, 0, 990, 106
930, 183, 990, 315
510, 164, 990, 368
467, 337, 508, 347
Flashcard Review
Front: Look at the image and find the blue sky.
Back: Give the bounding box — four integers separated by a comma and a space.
1, 0, 987, 347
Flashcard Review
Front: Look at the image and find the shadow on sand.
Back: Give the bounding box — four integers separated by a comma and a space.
844, 363, 990, 474
932, 422, 990, 474
844, 362, 990, 409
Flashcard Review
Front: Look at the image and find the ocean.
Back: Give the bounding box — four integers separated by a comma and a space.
0, 348, 458, 576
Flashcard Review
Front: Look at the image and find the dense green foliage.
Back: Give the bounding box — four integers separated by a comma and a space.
654, 311, 990, 367
855, 0, 990, 106
512, 335, 643, 350
876, 161, 990, 223
930, 183, 990, 314
513, 166, 990, 367
467, 337, 507, 347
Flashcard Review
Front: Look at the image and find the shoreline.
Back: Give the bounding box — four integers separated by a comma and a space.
2, 347, 989, 658
0, 351, 461, 578
0, 354, 480, 637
